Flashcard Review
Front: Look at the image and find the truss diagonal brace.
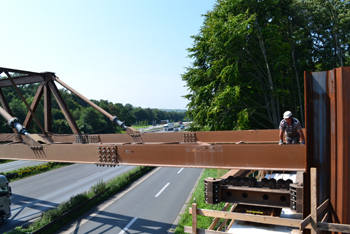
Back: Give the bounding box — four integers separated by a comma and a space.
4, 70, 46, 134
47, 78, 81, 135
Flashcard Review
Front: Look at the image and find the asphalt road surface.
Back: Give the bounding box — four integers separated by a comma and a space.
0, 160, 45, 173
58, 167, 203, 234
1, 164, 134, 233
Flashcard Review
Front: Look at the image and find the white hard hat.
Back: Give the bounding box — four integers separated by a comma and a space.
283, 111, 293, 119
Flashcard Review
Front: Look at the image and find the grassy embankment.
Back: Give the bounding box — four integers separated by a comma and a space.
7, 166, 154, 234
0, 162, 71, 182
0, 160, 14, 164
175, 169, 230, 233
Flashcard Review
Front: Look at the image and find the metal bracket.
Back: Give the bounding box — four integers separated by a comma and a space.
130, 134, 143, 143
183, 132, 196, 143
88, 135, 100, 143
75, 134, 88, 144
24, 135, 43, 150
96, 146, 118, 167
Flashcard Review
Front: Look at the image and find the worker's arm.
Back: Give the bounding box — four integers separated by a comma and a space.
298, 129, 305, 144
279, 129, 284, 145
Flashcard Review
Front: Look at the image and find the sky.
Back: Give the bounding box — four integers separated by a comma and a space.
0, 0, 217, 110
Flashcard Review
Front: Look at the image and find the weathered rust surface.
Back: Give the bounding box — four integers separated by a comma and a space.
329, 69, 339, 228
2, 129, 284, 144
23, 84, 44, 128
0, 143, 306, 171
47, 79, 81, 134
4, 70, 46, 134
44, 83, 52, 132
335, 67, 350, 225
305, 70, 331, 219
220, 186, 291, 208
305, 66, 350, 229
0, 75, 44, 87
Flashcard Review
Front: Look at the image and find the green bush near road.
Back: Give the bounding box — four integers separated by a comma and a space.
175, 169, 229, 233
7, 166, 154, 234
0, 162, 71, 182
0, 160, 14, 164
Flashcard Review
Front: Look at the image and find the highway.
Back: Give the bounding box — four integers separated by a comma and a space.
58, 167, 203, 234
0, 160, 44, 173
0, 163, 134, 233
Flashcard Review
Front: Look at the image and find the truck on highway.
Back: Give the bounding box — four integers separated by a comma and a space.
0, 175, 11, 224
164, 122, 174, 131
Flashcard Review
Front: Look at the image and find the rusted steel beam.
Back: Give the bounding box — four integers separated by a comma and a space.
220, 186, 290, 208
44, 83, 52, 132
0, 67, 42, 76
0, 130, 285, 144
0, 75, 44, 87
305, 66, 350, 228
1, 129, 294, 146
53, 76, 135, 133
4, 71, 46, 134
23, 84, 44, 128
54, 77, 115, 121
0, 143, 306, 171
328, 69, 338, 226
305, 70, 330, 204
304, 70, 331, 229
335, 67, 350, 225
47, 79, 80, 134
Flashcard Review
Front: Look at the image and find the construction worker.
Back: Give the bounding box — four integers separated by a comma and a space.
279, 111, 305, 145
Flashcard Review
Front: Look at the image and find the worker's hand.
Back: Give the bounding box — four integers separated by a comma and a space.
300, 140, 305, 145
279, 140, 284, 145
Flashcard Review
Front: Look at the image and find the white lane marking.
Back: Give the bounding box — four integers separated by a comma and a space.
119, 217, 137, 234
60, 167, 161, 234
76, 172, 100, 182
155, 182, 170, 197
177, 168, 184, 174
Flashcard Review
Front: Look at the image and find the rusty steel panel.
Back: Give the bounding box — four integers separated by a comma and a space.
116, 144, 306, 170
306, 70, 330, 205
0, 143, 306, 170
328, 69, 338, 226
304, 70, 331, 225
335, 67, 350, 225
306, 66, 350, 227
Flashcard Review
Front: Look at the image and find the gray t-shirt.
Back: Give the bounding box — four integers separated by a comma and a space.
279, 118, 302, 138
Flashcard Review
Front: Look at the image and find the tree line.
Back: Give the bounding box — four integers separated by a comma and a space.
0, 84, 187, 134
183, 0, 350, 131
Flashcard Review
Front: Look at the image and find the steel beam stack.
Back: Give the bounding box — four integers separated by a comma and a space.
305, 67, 350, 227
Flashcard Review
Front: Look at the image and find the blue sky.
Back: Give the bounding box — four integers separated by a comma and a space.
1, 1, 216, 109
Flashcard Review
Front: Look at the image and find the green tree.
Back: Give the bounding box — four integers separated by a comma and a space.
183, 0, 340, 130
